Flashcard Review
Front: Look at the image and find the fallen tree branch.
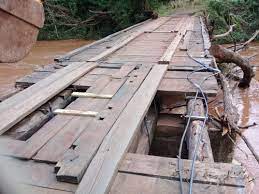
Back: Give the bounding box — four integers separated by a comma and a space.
210, 45, 254, 87
237, 30, 259, 51
211, 58, 259, 164
212, 24, 236, 40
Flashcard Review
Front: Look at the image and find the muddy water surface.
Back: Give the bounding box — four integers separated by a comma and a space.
0, 39, 92, 98
232, 42, 259, 193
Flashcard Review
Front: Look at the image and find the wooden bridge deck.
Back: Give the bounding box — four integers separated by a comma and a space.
0, 14, 247, 194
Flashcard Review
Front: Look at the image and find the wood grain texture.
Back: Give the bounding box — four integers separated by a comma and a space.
55, 65, 152, 183
14, 75, 111, 159
187, 99, 214, 162
120, 152, 245, 187
75, 65, 167, 194
110, 173, 245, 194
88, 17, 171, 62
159, 17, 191, 64
0, 62, 97, 135
33, 78, 126, 163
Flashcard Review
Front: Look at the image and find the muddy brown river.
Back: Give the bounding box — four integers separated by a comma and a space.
0, 39, 92, 98
0, 40, 258, 191
232, 42, 259, 192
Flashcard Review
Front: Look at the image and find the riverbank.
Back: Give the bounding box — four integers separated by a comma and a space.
0, 40, 92, 99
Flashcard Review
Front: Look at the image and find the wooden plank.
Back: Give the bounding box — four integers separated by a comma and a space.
0, 156, 76, 192
164, 71, 216, 80
179, 30, 192, 51
159, 17, 190, 64
75, 65, 167, 194
88, 17, 171, 62
0, 138, 26, 156
112, 64, 137, 79
110, 173, 245, 194
119, 153, 245, 187
55, 65, 152, 183
33, 78, 126, 163
20, 185, 73, 194
0, 62, 97, 135
200, 16, 211, 55
13, 76, 111, 159
158, 76, 218, 97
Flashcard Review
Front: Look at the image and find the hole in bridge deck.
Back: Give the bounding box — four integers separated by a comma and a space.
127, 96, 188, 159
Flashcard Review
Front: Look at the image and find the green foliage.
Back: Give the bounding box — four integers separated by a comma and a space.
205, 0, 259, 43
39, 0, 171, 40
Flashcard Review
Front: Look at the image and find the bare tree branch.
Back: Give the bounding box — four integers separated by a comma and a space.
212, 24, 236, 40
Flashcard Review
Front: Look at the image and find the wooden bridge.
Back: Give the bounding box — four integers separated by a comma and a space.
0, 13, 247, 193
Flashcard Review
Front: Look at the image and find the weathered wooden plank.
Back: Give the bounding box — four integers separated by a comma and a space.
158, 75, 218, 97
105, 55, 160, 64
33, 78, 126, 163
55, 65, 152, 183
164, 71, 216, 80
20, 185, 73, 194
75, 65, 167, 194
13, 76, 111, 159
200, 16, 211, 54
112, 64, 137, 79
159, 17, 191, 64
0, 138, 26, 156
0, 62, 97, 135
88, 17, 171, 62
119, 154, 245, 187
179, 30, 192, 51
110, 173, 245, 194
0, 156, 76, 192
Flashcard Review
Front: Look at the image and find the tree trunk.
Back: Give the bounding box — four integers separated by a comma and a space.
186, 99, 214, 162
210, 44, 254, 88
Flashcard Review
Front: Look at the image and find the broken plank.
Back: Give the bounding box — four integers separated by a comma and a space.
33, 78, 126, 163
0, 62, 97, 135
13, 76, 111, 159
55, 65, 152, 183
75, 64, 167, 194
